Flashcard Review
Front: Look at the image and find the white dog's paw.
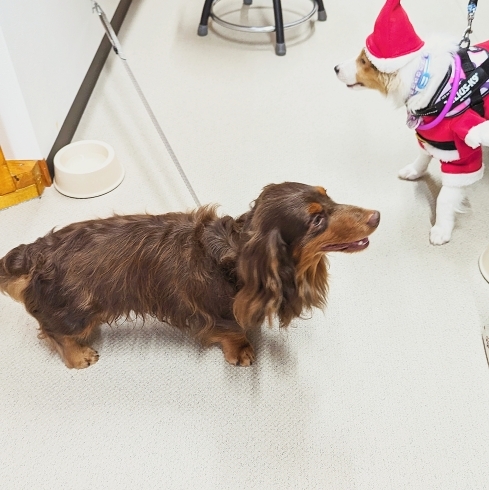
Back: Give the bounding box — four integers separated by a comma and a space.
465, 121, 489, 149
429, 225, 452, 245
398, 163, 426, 180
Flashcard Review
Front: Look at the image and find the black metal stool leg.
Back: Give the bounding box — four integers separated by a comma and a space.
198, 0, 323, 54
198, 0, 214, 36
316, 0, 327, 21
272, 0, 286, 56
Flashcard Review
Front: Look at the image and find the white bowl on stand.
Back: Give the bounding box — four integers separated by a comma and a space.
53, 140, 124, 198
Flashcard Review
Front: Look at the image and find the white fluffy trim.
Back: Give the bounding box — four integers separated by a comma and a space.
465, 121, 489, 149
441, 165, 484, 187
418, 141, 460, 162
364, 46, 422, 73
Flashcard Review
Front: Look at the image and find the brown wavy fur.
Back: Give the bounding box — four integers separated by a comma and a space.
0, 182, 379, 368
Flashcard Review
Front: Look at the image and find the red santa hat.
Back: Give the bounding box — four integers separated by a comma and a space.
365, 0, 425, 73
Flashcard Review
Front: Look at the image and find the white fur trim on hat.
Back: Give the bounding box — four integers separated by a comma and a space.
364, 46, 422, 73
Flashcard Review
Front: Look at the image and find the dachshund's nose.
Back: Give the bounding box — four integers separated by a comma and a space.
334, 65, 340, 74
367, 211, 380, 228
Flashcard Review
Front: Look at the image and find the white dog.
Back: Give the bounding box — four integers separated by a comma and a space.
335, 0, 489, 245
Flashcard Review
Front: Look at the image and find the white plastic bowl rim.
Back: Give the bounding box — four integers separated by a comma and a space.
479, 245, 489, 284
53, 139, 124, 199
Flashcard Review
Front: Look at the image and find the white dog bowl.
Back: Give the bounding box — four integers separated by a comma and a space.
53, 140, 124, 198
480, 245, 489, 283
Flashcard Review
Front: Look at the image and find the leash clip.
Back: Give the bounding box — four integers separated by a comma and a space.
91, 1, 126, 59
460, 25, 473, 48
460, 0, 477, 48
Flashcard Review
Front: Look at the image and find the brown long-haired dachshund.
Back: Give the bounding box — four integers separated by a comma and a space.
0, 182, 380, 368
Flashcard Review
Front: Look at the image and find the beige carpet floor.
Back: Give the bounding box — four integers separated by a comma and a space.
1, 0, 489, 488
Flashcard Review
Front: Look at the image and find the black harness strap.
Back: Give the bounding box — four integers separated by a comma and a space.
459, 47, 475, 73
459, 48, 486, 116
414, 48, 489, 118
416, 133, 457, 151
471, 87, 485, 116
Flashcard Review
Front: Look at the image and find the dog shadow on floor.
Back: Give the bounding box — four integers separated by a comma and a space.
83, 317, 299, 371
413, 173, 441, 225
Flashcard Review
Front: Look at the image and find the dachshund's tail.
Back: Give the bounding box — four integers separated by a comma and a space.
0, 244, 31, 302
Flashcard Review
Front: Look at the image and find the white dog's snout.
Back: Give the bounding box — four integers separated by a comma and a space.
334, 58, 358, 86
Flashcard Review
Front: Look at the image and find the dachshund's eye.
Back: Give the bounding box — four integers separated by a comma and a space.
360, 57, 366, 65
311, 215, 324, 227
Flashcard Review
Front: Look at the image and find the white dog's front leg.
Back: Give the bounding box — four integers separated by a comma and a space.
398, 149, 432, 180
465, 121, 489, 148
430, 185, 465, 245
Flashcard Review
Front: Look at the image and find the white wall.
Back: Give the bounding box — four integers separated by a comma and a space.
0, 27, 41, 159
0, 0, 118, 160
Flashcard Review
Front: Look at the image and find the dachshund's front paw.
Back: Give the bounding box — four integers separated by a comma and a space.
65, 346, 100, 369
223, 342, 255, 367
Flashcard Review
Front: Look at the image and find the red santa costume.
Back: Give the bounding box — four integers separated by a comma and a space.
364, 0, 489, 188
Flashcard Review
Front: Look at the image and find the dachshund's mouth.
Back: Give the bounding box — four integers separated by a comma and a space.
347, 82, 364, 89
321, 238, 369, 252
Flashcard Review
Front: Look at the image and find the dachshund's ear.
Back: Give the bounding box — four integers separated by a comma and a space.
233, 229, 297, 329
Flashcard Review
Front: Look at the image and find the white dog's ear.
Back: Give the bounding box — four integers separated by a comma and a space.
465, 121, 489, 149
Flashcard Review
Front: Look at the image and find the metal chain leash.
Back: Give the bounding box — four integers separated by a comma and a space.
90, 1, 201, 207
